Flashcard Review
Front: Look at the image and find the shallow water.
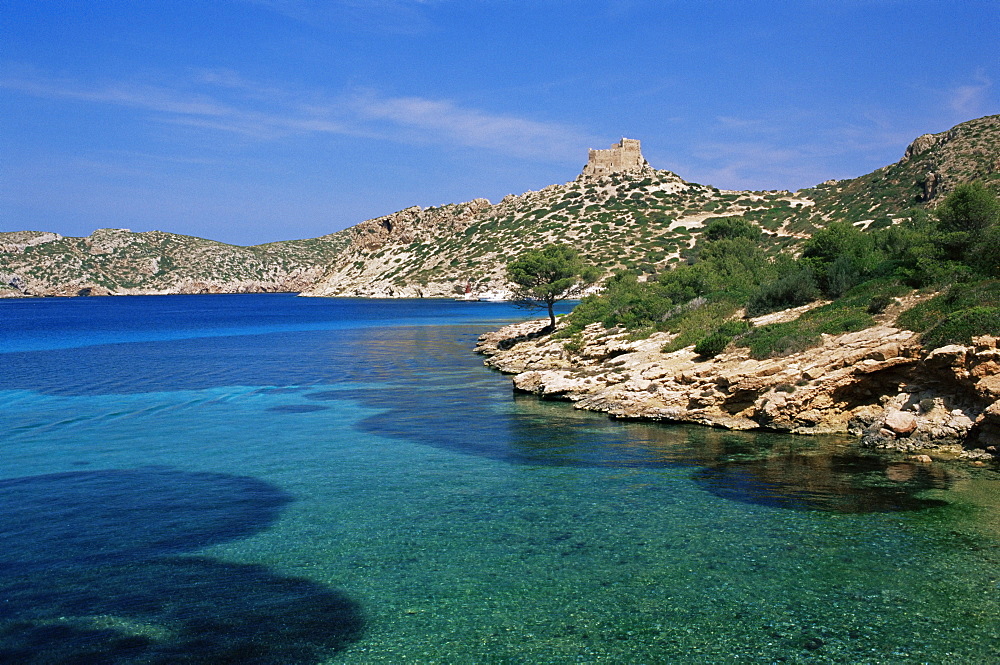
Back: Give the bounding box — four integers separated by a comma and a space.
1, 294, 999, 663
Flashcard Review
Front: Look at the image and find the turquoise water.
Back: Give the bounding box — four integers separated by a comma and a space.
2, 294, 999, 663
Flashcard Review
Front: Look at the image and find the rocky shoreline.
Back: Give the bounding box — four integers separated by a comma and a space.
476, 315, 1000, 460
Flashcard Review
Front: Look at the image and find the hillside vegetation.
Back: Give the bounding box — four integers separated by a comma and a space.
0, 228, 350, 297
302, 169, 813, 297
2, 114, 997, 300
304, 114, 1000, 299
558, 179, 1000, 363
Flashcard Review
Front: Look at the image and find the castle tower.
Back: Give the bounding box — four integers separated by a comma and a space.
582, 138, 648, 177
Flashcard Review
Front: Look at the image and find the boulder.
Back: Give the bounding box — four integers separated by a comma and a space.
973, 400, 1000, 448
976, 374, 1000, 401
972, 335, 999, 350
924, 344, 968, 368
884, 409, 918, 436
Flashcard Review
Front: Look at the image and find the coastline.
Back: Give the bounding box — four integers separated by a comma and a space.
0, 287, 306, 299
476, 316, 1000, 461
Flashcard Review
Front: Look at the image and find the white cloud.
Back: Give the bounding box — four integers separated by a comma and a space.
350, 92, 590, 160
0, 75, 235, 118
1, 70, 590, 162
714, 115, 765, 130
947, 71, 992, 117
654, 108, 925, 192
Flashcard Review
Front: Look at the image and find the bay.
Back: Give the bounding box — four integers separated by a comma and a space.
1, 294, 999, 663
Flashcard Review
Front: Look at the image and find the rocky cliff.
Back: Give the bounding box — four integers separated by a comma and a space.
476, 310, 1000, 458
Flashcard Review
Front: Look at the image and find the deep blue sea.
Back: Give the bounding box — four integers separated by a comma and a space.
2, 294, 1000, 664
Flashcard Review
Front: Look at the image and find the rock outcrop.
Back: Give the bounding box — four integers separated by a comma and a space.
477, 317, 1000, 457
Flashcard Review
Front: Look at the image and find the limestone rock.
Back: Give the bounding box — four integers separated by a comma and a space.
925, 344, 968, 369
972, 400, 1000, 448
476, 314, 999, 456
903, 133, 942, 161
977, 375, 1000, 400
884, 410, 918, 436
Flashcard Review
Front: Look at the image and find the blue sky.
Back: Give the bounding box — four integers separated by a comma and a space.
2, 0, 998, 245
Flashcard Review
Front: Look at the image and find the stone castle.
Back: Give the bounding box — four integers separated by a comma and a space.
582, 138, 648, 177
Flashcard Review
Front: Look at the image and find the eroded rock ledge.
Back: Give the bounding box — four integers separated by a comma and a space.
476, 320, 1000, 458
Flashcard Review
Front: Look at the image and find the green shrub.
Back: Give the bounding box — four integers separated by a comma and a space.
739, 305, 874, 359
562, 334, 585, 354
562, 272, 674, 337
692, 319, 752, 358
897, 280, 1000, 333
690, 237, 779, 302
897, 300, 941, 333
935, 181, 1000, 235
716, 319, 752, 337
745, 268, 820, 316
921, 306, 1000, 348
694, 331, 731, 357
743, 323, 821, 359
810, 306, 874, 335
968, 225, 1000, 277
800, 222, 881, 296
836, 278, 911, 308
866, 294, 893, 314
703, 217, 762, 242
661, 301, 740, 352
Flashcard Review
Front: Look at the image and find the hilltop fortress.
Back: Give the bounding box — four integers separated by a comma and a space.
582, 138, 649, 177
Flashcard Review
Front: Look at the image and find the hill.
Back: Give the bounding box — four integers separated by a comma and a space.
463, 117, 1000, 456
0, 228, 349, 297
776, 114, 1000, 232
2, 114, 997, 299
302, 115, 1000, 298
300, 166, 811, 298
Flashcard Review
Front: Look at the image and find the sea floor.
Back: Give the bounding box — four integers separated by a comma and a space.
1, 295, 999, 663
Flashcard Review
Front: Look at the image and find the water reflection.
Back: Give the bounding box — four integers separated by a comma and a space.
342, 361, 954, 513
329, 328, 956, 514
693, 453, 951, 513
613, 419, 953, 513
517, 405, 953, 513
